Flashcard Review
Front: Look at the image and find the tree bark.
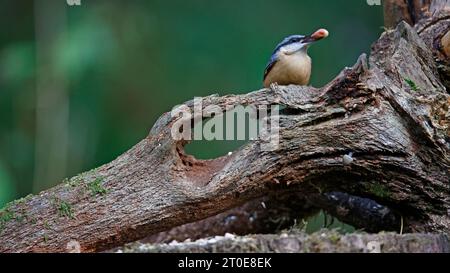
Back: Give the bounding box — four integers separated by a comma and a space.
0, 1, 449, 253
384, 0, 450, 28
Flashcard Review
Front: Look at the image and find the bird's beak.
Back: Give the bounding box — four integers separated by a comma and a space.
303, 28, 329, 44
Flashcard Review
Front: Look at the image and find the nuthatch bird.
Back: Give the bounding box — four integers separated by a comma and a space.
263, 28, 329, 88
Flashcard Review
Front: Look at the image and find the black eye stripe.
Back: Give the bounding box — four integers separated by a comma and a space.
289, 38, 302, 43
271, 35, 305, 55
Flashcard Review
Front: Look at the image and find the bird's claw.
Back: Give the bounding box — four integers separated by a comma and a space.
269, 82, 280, 93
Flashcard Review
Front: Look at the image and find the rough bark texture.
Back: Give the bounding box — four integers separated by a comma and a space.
0, 1, 449, 253
384, 0, 450, 28
115, 230, 450, 253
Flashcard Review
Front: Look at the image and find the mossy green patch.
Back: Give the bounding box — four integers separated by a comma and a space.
367, 182, 391, 199
0, 210, 14, 223
64, 168, 101, 189
405, 78, 419, 91
15, 214, 26, 223
87, 178, 108, 197
57, 200, 74, 219
0, 207, 15, 232
328, 231, 342, 244
65, 177, 84, 188
0, 194, 35, 232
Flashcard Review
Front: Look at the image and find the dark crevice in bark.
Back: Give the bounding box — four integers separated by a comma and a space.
417, 15, 450, 34
407, 0, 419, 24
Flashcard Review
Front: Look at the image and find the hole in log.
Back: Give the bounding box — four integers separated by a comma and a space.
184, 140, 249, 160
279, 105, 305, 116
175, 105, 272, 185
182, 106, 271, 160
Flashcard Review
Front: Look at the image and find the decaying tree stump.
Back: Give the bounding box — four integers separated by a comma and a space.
0, 0, 449, 253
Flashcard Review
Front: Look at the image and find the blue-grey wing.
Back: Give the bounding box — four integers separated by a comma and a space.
263, 54, 278, 81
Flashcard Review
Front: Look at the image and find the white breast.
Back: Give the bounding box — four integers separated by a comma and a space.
264, 51, 312, 87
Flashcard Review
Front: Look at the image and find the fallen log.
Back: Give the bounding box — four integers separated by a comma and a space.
0, 0, 449, 253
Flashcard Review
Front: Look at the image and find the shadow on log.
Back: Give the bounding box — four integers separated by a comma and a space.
0, 1, 449, 253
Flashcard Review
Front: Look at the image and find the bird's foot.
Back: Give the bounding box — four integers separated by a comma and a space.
269, 82, 280, 93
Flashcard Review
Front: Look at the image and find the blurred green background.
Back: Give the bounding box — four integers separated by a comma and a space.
0, 0, 383, 207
